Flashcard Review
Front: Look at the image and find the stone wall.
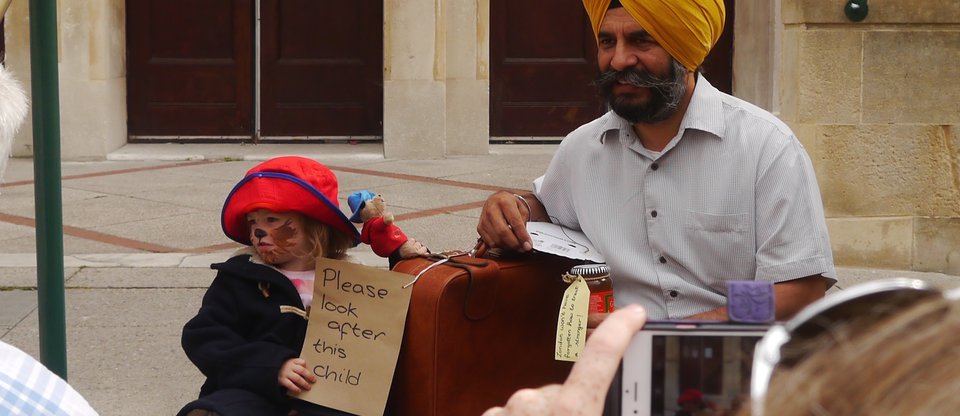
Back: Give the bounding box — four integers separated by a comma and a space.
6, 0, 127, 160
779, 0, 960, 274
382, 0, 490, 159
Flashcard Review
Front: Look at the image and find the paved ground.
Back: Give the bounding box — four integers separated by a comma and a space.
1, 142, 957, 415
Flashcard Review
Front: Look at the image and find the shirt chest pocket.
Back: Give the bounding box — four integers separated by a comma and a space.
683, 211, 750, 234
681, 211, 754, 282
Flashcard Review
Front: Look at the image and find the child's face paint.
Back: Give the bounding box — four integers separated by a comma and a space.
246, 209, 313, 271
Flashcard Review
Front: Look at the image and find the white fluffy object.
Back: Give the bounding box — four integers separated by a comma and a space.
0, 65, 28, 183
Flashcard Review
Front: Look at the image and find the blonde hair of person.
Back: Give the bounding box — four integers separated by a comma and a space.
300, 213, 354, 261
748, 296, 960, 415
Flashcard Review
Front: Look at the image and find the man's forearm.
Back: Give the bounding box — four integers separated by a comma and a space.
770, 275, 828, 320
685, 275, 828, 321
685, 307, 728, 321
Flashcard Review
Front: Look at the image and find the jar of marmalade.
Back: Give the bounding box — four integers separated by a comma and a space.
562, 264, 614, 313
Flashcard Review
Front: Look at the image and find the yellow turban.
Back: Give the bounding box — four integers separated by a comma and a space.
582, 0, 725, 72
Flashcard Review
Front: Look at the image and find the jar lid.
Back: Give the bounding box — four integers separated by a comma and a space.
569, 263, 609, 278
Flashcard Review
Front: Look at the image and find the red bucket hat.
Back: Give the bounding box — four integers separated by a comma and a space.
221, 156, 359, 245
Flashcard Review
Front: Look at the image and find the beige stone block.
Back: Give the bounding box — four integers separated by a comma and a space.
59, 76, 127, 159
87, 0, 126, 81
445, 79, 489, 155
384, 0, 439, 81
783, 0, 960, 24
383, 80, 446, 159
915, 217, 960, 275
59, 0, 100, 77
796, 30, 861, 124
778, 28, 801, 123
445, 0, 478, 79
7, 0, 35, 157
476, 0, 490, 81
862, 31, 960, 124
733, 1, 775, 111
827, 217, 913, 270
817, 124, 960, 217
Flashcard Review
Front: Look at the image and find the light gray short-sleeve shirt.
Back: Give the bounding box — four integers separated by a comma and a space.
534, 78, 836, 320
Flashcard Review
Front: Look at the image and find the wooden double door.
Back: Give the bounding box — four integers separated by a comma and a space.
128, 0, 732, 140
127, 0, 383, 139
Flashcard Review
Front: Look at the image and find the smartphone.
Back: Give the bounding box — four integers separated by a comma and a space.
604, 321, 770, 416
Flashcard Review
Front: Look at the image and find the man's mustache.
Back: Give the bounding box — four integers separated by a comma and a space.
594, 68, 677, 92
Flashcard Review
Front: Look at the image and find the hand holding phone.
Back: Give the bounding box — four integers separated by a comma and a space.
610, 322, 770, 416
483, 305, 648, 416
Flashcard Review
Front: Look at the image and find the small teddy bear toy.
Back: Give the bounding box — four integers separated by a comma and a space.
348, 190, 428, 260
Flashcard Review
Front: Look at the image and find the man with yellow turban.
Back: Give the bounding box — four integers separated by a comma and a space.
478, 1, 834, 324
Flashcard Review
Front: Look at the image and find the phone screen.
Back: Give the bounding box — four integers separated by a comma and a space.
611, 325, 767, 416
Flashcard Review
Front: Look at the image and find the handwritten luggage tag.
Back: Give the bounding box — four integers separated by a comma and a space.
555, 275, 589, 362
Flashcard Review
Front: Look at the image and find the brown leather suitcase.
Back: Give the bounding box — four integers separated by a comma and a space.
386, 250, 578, 415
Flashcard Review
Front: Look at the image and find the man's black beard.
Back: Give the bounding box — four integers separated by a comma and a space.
595, 60, 688, 123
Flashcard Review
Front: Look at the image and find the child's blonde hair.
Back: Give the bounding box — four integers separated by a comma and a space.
300, 213, 354, 261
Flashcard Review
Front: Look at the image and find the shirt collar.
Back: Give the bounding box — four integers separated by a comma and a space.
595, 75, 726, 144
596, 112, 623, 144
678, 76, 725, 140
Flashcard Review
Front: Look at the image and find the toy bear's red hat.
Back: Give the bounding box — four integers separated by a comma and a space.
221, 156, 359, 245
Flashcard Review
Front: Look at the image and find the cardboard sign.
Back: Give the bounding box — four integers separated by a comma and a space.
291, 258, 412, 415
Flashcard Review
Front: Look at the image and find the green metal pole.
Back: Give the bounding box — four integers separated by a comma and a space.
28, 0, 67, 378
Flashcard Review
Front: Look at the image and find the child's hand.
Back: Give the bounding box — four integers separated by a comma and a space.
278, 358, 317, 394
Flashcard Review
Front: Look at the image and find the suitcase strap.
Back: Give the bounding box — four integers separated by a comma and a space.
405, 250, 499, 320
402, 250, 477, 288
402, 257, 450, 289
442, 258, 498, 320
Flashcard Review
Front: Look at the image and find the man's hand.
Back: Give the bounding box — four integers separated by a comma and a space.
278, 358, 316, 394
478, 191, 541, 252
482, 305, 647, 416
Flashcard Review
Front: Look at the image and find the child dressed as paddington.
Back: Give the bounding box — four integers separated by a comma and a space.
178, 156, 424, 416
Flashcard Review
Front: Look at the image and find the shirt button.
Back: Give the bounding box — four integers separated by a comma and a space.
651, 210, 658, 218
651, 163, 659, 171
659, 256, 667, 264
669, 290, 679, 298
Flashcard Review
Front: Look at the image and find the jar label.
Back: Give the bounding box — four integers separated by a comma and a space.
589, 290, 615, 313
